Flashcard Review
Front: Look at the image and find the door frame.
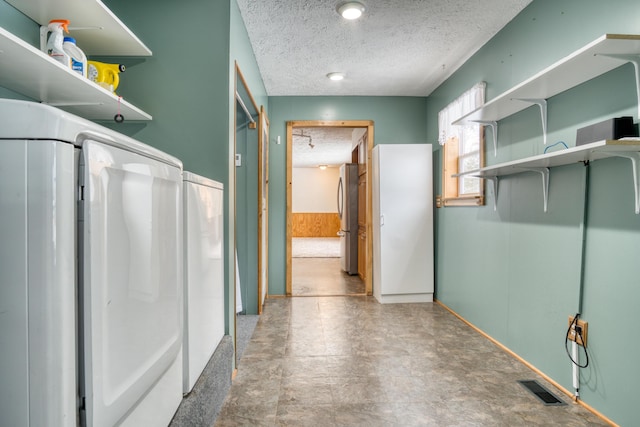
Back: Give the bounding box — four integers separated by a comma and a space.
286, 120, 374, 296
257, 106, 269, 314
233, 62, 260, 367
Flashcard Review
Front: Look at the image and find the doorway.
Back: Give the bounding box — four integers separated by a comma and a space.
286, 120, 374, 297
234, 63, 268, 365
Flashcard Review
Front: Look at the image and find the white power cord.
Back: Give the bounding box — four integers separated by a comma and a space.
572, 340, 580, 400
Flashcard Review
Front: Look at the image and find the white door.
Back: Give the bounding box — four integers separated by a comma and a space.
80, 139, 183, 427
373, 144, 434, 302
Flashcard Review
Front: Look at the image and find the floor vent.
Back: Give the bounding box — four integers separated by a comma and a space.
518, 380, 566, 406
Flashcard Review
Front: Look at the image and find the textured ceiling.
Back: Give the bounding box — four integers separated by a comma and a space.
236, 0, 532, 96
293, 127, 355, 168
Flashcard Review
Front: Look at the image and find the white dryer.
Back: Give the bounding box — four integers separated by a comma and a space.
0, 100, 184, 426
182, 172, 224, 394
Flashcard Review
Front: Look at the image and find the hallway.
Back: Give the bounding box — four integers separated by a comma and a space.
215, 297, 607, 426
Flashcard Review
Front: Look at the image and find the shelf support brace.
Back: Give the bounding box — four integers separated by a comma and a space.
474, 120, 498, 157
517, 167, 550, 212
485, 176, 499, 211
597, 54, 640, 120
601, 151, 640, 214
46, 102, 104, 107
40, 25, 103, 52
514, 98, 548, 145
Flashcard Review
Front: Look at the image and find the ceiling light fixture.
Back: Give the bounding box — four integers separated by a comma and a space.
337, 1, 365, 20
319, 165, 328, 170
327, 72, 345, 81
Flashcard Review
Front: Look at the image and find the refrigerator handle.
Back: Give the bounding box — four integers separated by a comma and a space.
337, 177, 344, 219
380, 214, 384, 226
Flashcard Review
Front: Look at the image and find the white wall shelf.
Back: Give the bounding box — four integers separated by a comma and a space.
456, 139, 640, 213
0, 28, 151, 121
5, 0, 151, 56
0, 0, 152, 121
453, 34, 640, 154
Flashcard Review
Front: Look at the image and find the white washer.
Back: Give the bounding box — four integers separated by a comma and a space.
0, 100, 184, 426
182, 172, 225, 394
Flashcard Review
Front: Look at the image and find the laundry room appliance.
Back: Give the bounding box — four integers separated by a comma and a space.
372, 144, 434, 303
182, 172, 225, 394
0, 99, 184, 427
337, 163, 359, 275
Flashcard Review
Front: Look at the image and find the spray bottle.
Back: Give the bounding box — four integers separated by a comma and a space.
44, 19, 71, 68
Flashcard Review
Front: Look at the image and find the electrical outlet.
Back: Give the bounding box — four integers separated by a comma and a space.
568, 316, 588, 347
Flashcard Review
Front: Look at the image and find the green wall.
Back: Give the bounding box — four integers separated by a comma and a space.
0, 1, 39, 100
267, 96, 429, 295
428, 1, 640, 425
99, 0, 230, 181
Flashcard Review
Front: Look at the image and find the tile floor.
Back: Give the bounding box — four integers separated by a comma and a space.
215, 296, 609, 426
292, 258, 365, 296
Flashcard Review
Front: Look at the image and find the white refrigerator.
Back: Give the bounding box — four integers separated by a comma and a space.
372, 144, 434, 303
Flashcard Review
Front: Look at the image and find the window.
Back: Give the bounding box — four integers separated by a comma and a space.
438, 82, 485, 206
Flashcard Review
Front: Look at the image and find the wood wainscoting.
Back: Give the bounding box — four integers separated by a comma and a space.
292, 213, 340, 237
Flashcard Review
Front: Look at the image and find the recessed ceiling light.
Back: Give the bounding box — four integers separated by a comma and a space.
337, 1, 365, 20
327, 72, 345, 81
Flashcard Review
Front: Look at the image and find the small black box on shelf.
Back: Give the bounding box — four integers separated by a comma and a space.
576, 116, 638, 146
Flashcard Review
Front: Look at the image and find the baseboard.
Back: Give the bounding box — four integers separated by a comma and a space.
435, 299, 618, 427
374, 293, 433, 304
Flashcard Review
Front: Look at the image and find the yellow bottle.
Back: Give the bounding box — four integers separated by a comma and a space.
87, 61, 125, 93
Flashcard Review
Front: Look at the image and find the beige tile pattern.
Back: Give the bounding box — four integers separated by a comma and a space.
215, 297, 609, 426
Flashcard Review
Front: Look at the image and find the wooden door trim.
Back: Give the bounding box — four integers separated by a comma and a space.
234, 62, 259, 367
286, 120, 374, 296
258, 106, 269, 314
